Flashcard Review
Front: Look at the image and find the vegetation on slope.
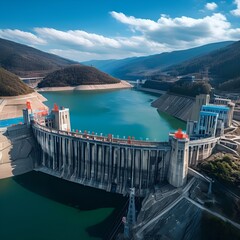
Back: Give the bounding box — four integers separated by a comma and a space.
83, 41, 233, 80
142, 80, 173, 91
0, 67, 34, 96
218, 77, 240, 92
38, 65, 120, 88
169, 81, 211, 97
0, 38, 75, 77
200, 155, 240, 186
167, 41, 240, 91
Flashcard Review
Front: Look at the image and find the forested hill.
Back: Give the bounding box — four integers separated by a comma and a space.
167, 41, 240, 91
83, 41, 233, 80
38, 65, 120, 88
0, 67, 34, 96
0, 38, 76, 77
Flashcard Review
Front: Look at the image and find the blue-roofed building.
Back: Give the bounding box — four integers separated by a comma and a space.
197, 111, 218, 137
187, 94, 235, 139
201, 104, 230, 127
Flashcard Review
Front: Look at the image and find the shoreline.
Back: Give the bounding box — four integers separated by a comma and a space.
37, 80, 132, 92
0, 81, 132, 121
37, 80, 133, 93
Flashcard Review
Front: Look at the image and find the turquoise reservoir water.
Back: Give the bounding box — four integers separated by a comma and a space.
0, 89, 185, 240
41, 89, 185, 141
0, 117, 23, 127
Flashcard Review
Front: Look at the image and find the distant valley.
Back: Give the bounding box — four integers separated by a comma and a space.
82, 41, 234, 80
0, 37, 239, 93
166, 41, 240, 91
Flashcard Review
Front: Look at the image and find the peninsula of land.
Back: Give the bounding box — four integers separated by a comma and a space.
37, 65, 133, 91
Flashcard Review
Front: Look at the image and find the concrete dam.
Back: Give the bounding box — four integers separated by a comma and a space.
31, 122, 217, 197
151, 93, 195, 122
23, 93, 232, 197
32, 123, 171, 197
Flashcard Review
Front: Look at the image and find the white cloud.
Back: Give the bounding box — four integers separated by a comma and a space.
231, 0, 240, 16
205, 2, 218, 11
49, 48, 148, 62
0, 11, 240, 62
111, 12, 240, 49
33, 28, 167, 59
34, 28, 121, 50
0, 29, 46, 45
110, 11, 159, 31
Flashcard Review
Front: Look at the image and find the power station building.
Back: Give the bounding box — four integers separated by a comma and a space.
187, 94, 234, 139
201, 105, 230, 127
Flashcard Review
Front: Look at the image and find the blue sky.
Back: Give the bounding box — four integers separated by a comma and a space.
0, 0, 240, 61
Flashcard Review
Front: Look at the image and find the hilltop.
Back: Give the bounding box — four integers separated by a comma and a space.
38, 65, 121, 88
167, 41, 240, 91
0, 67, 34, 96
0, 38, 76, 77
83, 41, 233, 80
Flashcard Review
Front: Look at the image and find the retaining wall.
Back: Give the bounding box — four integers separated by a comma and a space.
151, 93, 195, 122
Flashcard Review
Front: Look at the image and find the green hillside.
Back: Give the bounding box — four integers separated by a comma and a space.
169, 81, 211, 97
0, 38, 76, 77
167, 41, 240, 91
83, 41, 233, 80
38, 65, 120, 88
0, 67, 34, 96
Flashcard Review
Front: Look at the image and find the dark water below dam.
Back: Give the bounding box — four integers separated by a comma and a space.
0, 89, 185, 239
0, 172, 128, 240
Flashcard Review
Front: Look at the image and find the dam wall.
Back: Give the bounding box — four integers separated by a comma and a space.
188, 137, 219, 166
32, 123, 171, 197
151, 93, 195, 122
32, 122, 218, 196
0, 124, 38, 179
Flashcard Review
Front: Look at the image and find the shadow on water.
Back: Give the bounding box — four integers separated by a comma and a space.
13, 171, 129, 239
2, 123, 130, 239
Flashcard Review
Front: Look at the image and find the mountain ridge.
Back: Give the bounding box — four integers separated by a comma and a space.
166, 40, 240, 91
82, 41, 234, 80
0, 38, 76, 77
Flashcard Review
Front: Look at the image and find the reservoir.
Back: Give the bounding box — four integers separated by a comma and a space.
41, 89, 185, 141
0, 89, 185, 240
